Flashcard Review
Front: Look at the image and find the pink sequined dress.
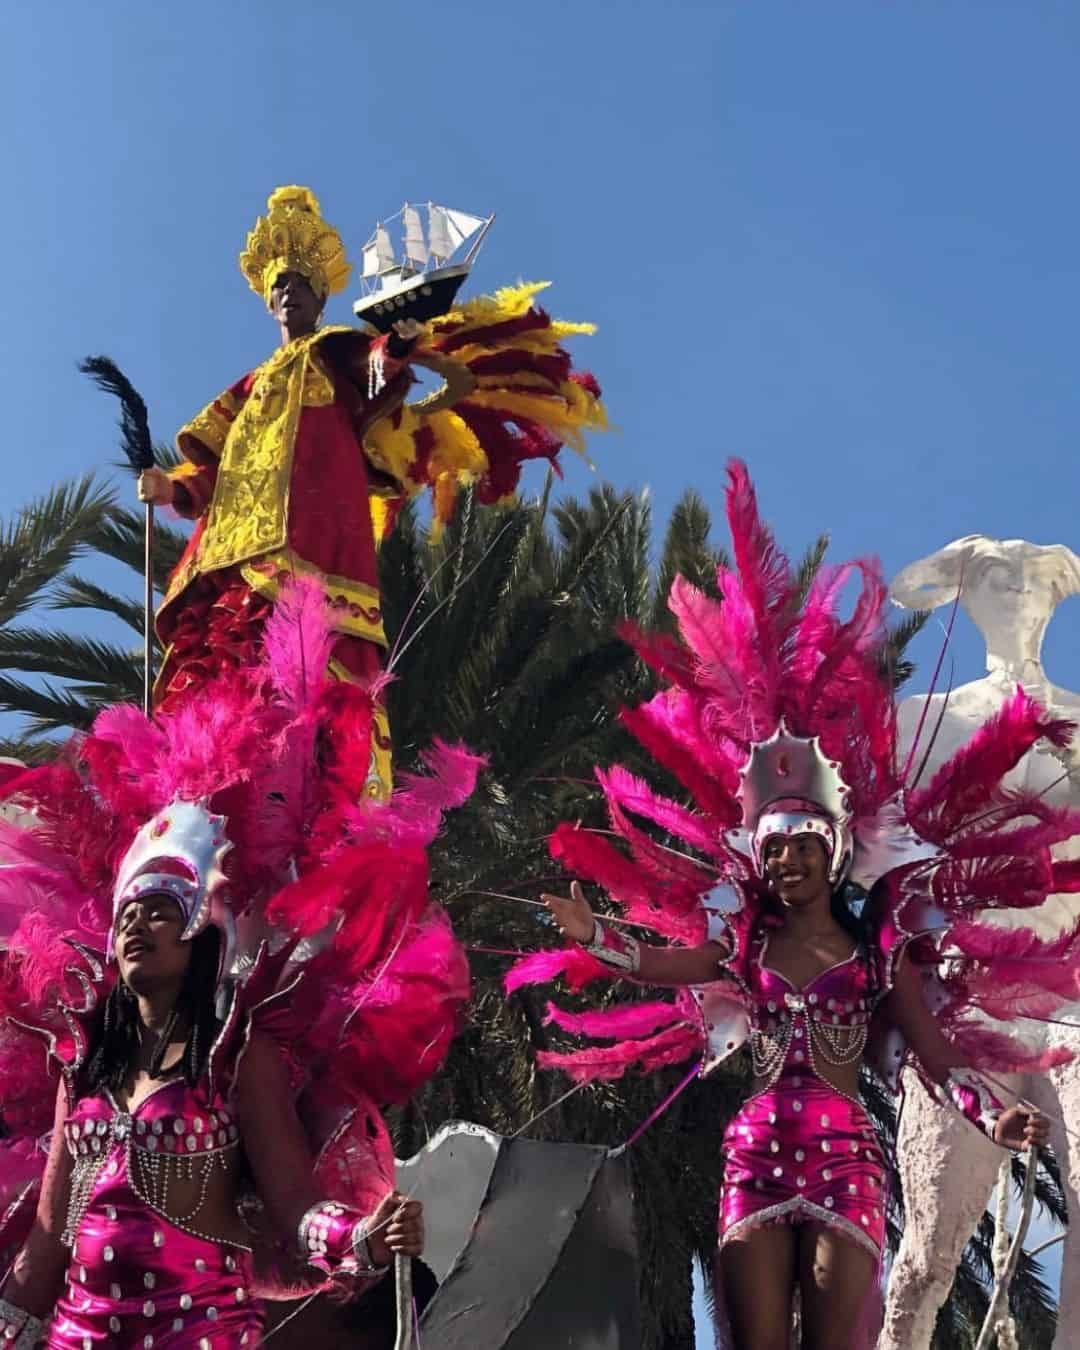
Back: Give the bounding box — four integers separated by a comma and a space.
48, 1080, 259, 1348
719, 934, 886, 1257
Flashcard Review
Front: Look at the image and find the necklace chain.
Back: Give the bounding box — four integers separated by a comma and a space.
750, 1007, 868, 1083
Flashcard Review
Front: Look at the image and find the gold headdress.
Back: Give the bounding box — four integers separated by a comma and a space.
239, 185, 351, 305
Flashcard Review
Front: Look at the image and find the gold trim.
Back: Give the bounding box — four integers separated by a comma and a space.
241, 552, 386, 646
177, 400, 234, 458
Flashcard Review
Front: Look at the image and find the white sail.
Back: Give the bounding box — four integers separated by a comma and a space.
427, 204, 454, 262
361, 240, 383, 278
442, 208, 488, 250
403, 203, 428, 266
375, 223, 396, 272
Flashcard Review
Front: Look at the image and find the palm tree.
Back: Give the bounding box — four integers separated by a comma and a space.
0, 493, 188, 741
383, 481, 744, 1348
0, 474, 116, 760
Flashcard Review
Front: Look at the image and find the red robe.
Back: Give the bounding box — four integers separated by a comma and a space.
157, 329, 411, 795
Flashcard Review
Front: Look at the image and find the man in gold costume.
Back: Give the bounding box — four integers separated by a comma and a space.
139, 186, 606, 795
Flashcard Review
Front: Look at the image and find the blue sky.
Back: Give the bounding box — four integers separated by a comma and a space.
4, 2, 1080, 691
1, 0, 1075, 1333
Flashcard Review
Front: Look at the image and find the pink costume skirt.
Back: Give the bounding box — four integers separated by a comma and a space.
48, 1213, 263, 1349
719, 1075, 886, 1257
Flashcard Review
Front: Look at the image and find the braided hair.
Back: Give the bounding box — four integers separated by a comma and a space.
80, 926, 222, 1096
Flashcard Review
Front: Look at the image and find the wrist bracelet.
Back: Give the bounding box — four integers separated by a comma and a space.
583, 917, 641, 973
350, 1218, 390, 1275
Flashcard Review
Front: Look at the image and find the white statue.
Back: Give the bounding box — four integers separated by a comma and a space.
881, 535, 1080, 1349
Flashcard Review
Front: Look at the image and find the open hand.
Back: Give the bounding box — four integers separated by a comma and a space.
366, 1190, 424, 1267
542, 881, 596, 944
137, 467, 174, 506
994, 1104, 1050, 1151
392, 318, 424, 344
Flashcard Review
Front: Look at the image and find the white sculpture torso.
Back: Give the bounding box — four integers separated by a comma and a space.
882, 534, 1080, 1349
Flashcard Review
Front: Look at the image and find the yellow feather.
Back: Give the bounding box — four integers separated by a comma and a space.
464, 389, 606, 454
364, 407, 421, 486
474, 371, 559, 392
432, 281, 553, 334
369, 493, 394, 546
426, 409, 489, 478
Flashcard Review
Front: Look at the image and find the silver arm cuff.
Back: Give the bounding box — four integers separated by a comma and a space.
583, 917, 641, 973
350, 1217, 390, 1275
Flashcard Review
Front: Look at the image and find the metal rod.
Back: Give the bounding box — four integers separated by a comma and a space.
1027, 1231, 1066, 1259
143, 503, 155, 715
394, 1254, 413, 1350
974, 1149, 1039, 1350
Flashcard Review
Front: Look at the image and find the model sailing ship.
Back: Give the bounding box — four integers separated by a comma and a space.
354, 202, 495, 331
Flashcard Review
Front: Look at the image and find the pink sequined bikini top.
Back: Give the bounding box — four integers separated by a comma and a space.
64, 1079, 240, 1161
749, 934, 879, 1027
743, 933, 881, 1081
61, 1078, 242, 1247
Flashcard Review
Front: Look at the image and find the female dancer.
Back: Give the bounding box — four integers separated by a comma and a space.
515, 463, 1075, 1350
0, 580, 475, 1347
1, 883, 421, 1347
546, 847, 1044, 1349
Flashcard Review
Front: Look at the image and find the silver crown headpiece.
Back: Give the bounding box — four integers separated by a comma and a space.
727, 723, 854, 884
110, 800, 235, 978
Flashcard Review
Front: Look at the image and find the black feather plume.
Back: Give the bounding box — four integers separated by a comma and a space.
79, 356, 156, 473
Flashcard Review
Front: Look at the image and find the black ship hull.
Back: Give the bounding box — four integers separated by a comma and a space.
353, 265, 470, 333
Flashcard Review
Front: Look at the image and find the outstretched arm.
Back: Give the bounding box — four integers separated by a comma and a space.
544, 882, 730, 986
235, 1032, 422, 1274
884, 955, 1047, 1150
1, 1083, 75, 1340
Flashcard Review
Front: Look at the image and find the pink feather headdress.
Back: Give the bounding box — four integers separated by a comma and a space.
510, 460, 1080, 1083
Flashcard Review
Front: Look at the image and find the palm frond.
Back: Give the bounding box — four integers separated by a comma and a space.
881, 609, 931, 692
1018, 1146, 1068, 1228
0, 735, 62, 766
0, 475, 114, 626
48, 574, 148, 636
794, 533, 830, 603
0, 628, 141, 694
651, 488, 727, 631
89, 507, 188, 591
0, 674, 101, 736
